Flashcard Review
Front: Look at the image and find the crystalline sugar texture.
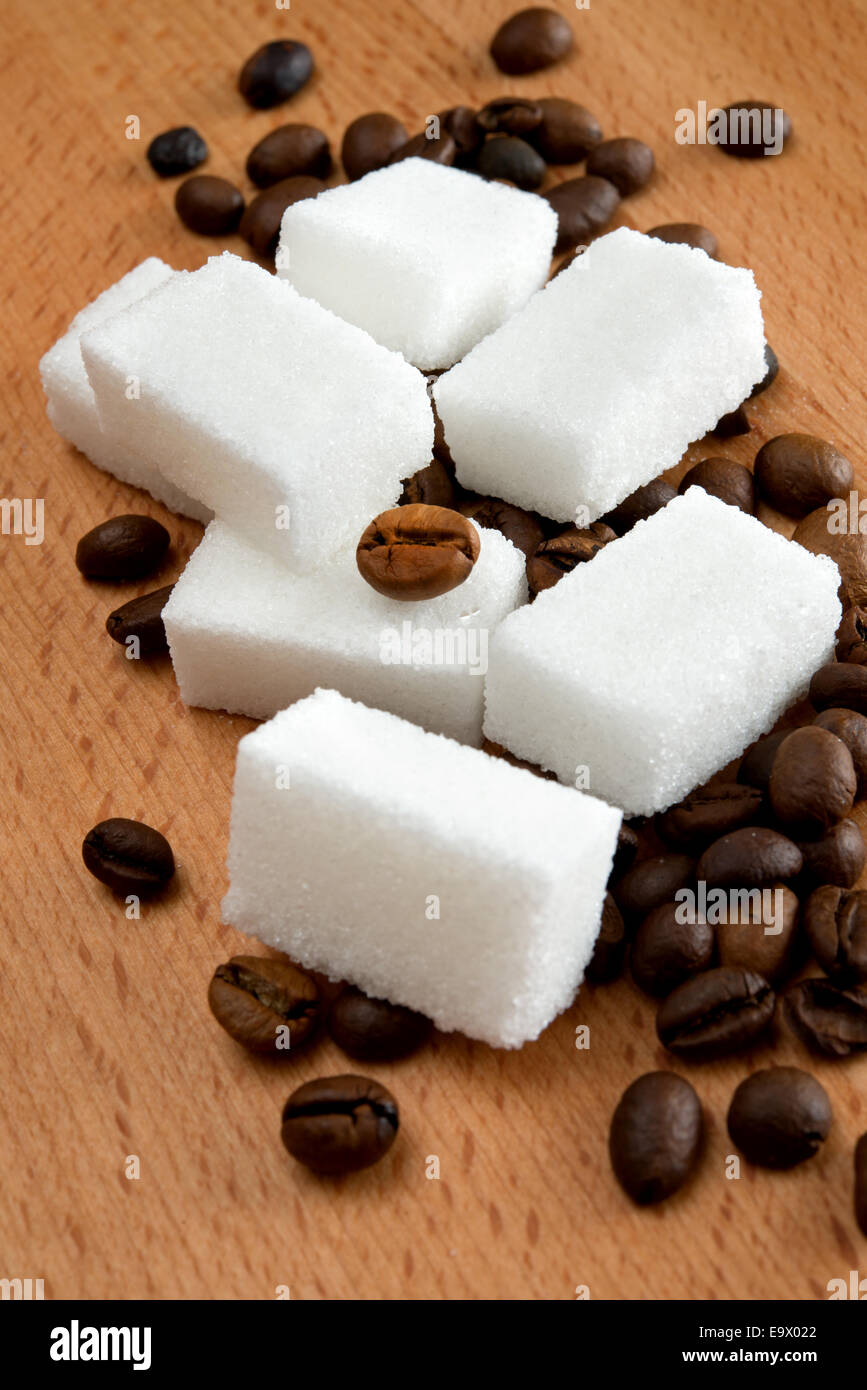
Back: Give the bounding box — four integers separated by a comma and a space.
276, 158, 558, 369
221, 689, 622, 1048
39, 258, 211, 521
163, 519, 526, 744
81, 253, 433, 572
433, 227, 767, 522
483, 489, 841, 816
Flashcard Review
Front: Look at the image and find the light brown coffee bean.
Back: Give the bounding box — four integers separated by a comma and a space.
208, 955, 320, 1053
356, 504, 480, 600
716, 883, 801, 983
526, 522, 615, 594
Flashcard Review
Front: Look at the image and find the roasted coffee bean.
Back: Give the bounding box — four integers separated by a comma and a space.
611, 823, 640, 880
609, 1072, 703, 1205
737, 729, 790, 791
356, 504, 480, 600
480, 737, 557, 780
82, 817, 175, 897
600, 479, 676, 535
528, 98, 602, 163
797, 818, 866, 890
146, 125, 208, 177
835, 607, 867, 666
657, 783, 764, 851
490, 7, 574, 75
476, 135, 547, 190
677, 457, 755, 514
646, 222, 718, 257
804, 886, 867, 983
544, 175, 620, 254
656, 967, 775, 1060
238, 39, 313, 109
526, 522, 615, 594
814, 708, 867, 788
388, 130, 456, 166
586, 137, 654, 195
105, 584, 174, 658
754, 434, 853, 519
717, 100, 792, 158
630, 902, 714, 998
810, 663, 867, 717
476, 97, 543, 137
727, 1067, 830, 1170
696, 827, 802, 888
75, 514, 169, 580
768, 726, 856, 837
586, 893, 627, 984
246, 123, 331, 187
174, 175, 244, 235
783, 977, 867, 1057
612, 853, 694, 927
464, 498, 546, 558
713, 405, 751, 437
747, 342, 779, 398
281, 1074, 399, 1174
399, 457, 456, 508
436, 107, 481, 159
208, 955, 320, 1053
794, 511, 867, 608
856, 1133, 867, 1236
327, 986, 432, 1062
341, 112, 409, 180
240, 176, 326, 259
716, 883, 801, 984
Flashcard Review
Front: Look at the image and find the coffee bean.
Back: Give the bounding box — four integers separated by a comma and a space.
646, 222, 718, 257
544, 175, 620, 254
727, 1067, 830, 1171
280, 1074, 399, 1174
341, 112, 409, 180
356, 504, 480, 600
657, 782, 764, 851
476, 97, 543, 137
810, 664, 867, 717
208, 955, 320, 1054
611, 853, 695, 927
678, 457, 755, 513
476, 135, 547, 190
657, 967, 775, 1060
526, 522, 615, 594
463, 498, 546, 558
696, 827, 802, 888
747, 342, 780, 398
717, 100, 792, 158
835, 607, 867, 666
82, 817, 175, 897
528, 98, 602, 163
713, 405, 751, 437
754, 434, 853, 519
75, 515, 169, 580
146, 126, 208, 177
238, 39, 313, 109
586, 137, 654, 195
586, 893, 627, 984
737, 729, 790, 791
797, 818, 866, 890
783, 977, 867, 1057
611, 823, 640, 880
804, 886, 867, 984
630, 902, 714, 997
240, 176, 325, 259
716, 883, 801, 984
246, 124, 331, 188
609, 1071, 702, 1205
600, 479, 676, 535
388, 130, 457, 167
794, 511, 867, 608
327, 987, 432, 1062
814, 708, 867, 788
399, 457, 456, 509
490, 7, 574, 75
856, 1133, 867, 1236
768, 726, 856, 837
480, 737, 558, 780
105, 584, 174, 657
174, 175, 244, 235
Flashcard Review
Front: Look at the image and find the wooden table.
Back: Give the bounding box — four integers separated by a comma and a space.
2, 0, 865, 1301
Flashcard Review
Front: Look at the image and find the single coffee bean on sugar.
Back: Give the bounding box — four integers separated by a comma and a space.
399, 456, 456, 508
768, 726, 856, 837
630, 902, 714, 997
480, 737, 558, 780
544, 175, 620, 254
238, 39, 313, 108
794, 510, 867, 608
737, 729, 790, 791
464, 497, 547, 558
611, 853, 695, 927
75, 514, 169, 580
174, 175, 244, 236
783, 977, 867, 1057
586, 893, 627, 984
609, 1071, 703, 1205
678, 457, 756, 514
208, 955, 320, 1054
528, 98, 602, 163
146, 125, 208, 177
797, 818, 866, 890
327, 986, 432, 1062
240, 176, 326, 259
526, 522, 615, 595
804, 886, 867, 984
489, 7, 574, 75
388, 130, 457, 166
747, 342, 779, 398
105, 584, 174, 657
754, 434, 854, 518
476, 97, 543, 137
814, 708, 867, 789
341, 112, 409, 180
586, 137, 655, 195
646, 222, 718, 258
476, 135, 547, 190
856, 1134, 867, 1236
246, 124, 332, 187
713, 405, 751, 437
696, 827, 803, 888
82, 817, 175, 897
717, 100, 792, 158
280, 1074, 399, 1174
600, 479, 677, 535
810, 663, 867, 716
835, 607, 867, 665
656, 967, 775, 1060
727, 1067, 830, 1170
716, 883, 801, 984
356, 504, 481, 601
656, 782, 764, 851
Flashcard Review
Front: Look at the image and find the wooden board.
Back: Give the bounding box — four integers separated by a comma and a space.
2, 0, 866, 1301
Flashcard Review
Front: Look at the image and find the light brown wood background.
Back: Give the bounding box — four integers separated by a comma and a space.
1, 0, 866, 1301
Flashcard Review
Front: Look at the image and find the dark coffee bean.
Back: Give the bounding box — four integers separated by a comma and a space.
388, 130, 457, 167
768, 726, 856, 837
75, 514, 169, 581
804, 886, 867, 983
646, 222, 718, 257
810, 663, 867, 717
476, 97, 543, 137
399, 457, 456, 508
208, 955, 320, 1054
656, 967, 775, 1060
105, 584, 174, 658
835, 607, 867, 666
281, 1074, 399, 1174
327, 987, 432, 1062
678, 457, 755, 514
630, 902, 714, 997
528, 98, 602, 163
586, 893, 626, 984
246, 124, 331, 188
464, 498, 546, 558
146, 126, 208, 177
717, 100, 792, 158
341, 112, 409, 180
783, 977, 867, 1057
480, 737, 558, 780
713, 405, 751, 437
439, 106, 483, 162
612, 853, 695, 927
82, 817, 175, 897
544, 175, 620, 254
240, 176, 326, 259
856, 1133, 867, 1236
239, 39, 313, 109
609, 1071, 703, 1205
430, 397, 454, 470
727, 1067, 830, 1170
754, 434, 854, 519
356, 504, 480, 600
797, 819, 866, 890
747, 342, 779, 398
794, 509, 867, 608
174, 175, 244, 236
814, 707, 867, 789
586, 137, 654, 195
526, 522, 615, 594
657, 782, 764, 851
697, 827, 802, 888
490, 7, 574, 75
611, 823, 640, 879
476, 135, 547, 190
716, 883, 801, 984
737, 729, 790, 791
600, 479, 676, 536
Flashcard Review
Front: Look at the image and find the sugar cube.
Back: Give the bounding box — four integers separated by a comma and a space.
221, 689, 622, 1048
483, 489, 841, 816
276, 158, 558, 369
434, 227, 767, 522
81, 253, 433, 572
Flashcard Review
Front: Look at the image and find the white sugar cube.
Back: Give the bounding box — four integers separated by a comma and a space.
163, 519, 526, 745
81, 253, 433, 573
276, 158, 557, 369
484, 490, 841, 815
39, 259, 211, 521
434, 227, 767, 522
222, 689, 622, 1048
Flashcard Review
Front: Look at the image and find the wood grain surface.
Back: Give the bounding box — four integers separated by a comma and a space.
2, 0, 866, 1301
